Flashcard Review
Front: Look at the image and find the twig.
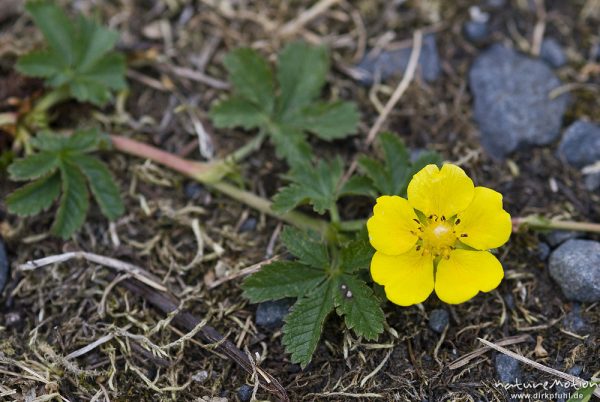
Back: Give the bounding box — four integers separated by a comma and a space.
477, 338, 600, 398
18, 251, 167, 292
448, 334, 531, 370
278, 0, 340, 37
208, 255, 281, 289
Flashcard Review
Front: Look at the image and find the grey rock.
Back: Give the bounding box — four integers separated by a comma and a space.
0, 238, 8, 295
495, 354, 521, 384
544, 230, 581, 247
563, 304, 589, 333
540, 38, 567, 68
486, 0, 507, 8
428, 309, 449, 333
558, 120, 600, 168
239, 217, 257, 233
537, 242, 551, 261
549, 239, 600, 302
557, 365, 584, 402
464, 21, 489, 43
184, 182, 207, 200
255, 299, 293, 328
237, 384, 253, 402
469, 44, 569, 158
584, 172, 600, 192
355, 34, 441, 86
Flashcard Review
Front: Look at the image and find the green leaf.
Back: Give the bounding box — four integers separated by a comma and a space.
411, 150, 443, 174
31, 131, 70, 152
339, 175, 376, 198
6, 172, 61, 216
8, 152, 59, 181
69, 154, 123, 220
18, 1, 126, 106
51, 161, 90, 239
277, 42, 329, 116
210, 97, 267, 130
280, 226, 329, 269
224, 48, 275, 113
26, 0, 76, 64
64, 128, 108, 152
272, 157, 344, 215
241, 261, 325, 303
15, 50, 63, 78
289, 101, 359, 140
340, 239, 374, 273
282, 281, 335, 368
269, 125, 312, 169
334, 275, 384, 340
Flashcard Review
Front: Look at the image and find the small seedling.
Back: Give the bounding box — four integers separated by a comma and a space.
6, 129, 124, 239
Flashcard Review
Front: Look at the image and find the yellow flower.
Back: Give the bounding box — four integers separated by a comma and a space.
367, 164, 511, 306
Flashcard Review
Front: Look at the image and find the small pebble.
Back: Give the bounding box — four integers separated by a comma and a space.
239, 217, 257, 233
463, 21, 489, 43
558, 120, 600, 168
495, 354, 521, 384
563, 304, 588, 333
536, 242, 550, 261
584, 172, 600, 192
548, 239, 600, 303
255, 299, 293, 328
184, 182, 208, 200
544, 230, 580, 247
428, 309, 449, 333
238, 384, 253, 402
192, 370, 209, 383
540, 38, 567, 68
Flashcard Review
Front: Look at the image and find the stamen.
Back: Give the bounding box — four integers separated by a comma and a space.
460, 233, 468, 237
441, 216, 446, 221
455, 218, 461, 225
416, 245, 421, 251
413, 219, 420, 224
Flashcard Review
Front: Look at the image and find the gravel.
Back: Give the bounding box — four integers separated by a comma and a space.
548, 239, 600, 303
463, 21, 489, 43
558, 120, 600, 168
469, 44, 569, 158
544, 230, 581, 247
537, 242, 551, 261
255, 299, 294, 328
428, 309, 449, 333
495, 354, 521, 384
540, 38, 567, 68
355, 34, 441, 86
237, 384, 253, 402
0, 238, 8, 295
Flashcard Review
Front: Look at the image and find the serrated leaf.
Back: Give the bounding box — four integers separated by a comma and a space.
334, 275, 384, 340
8, 152, 59, 181
241, 261, 325, 303
69, 154, 123, 220
289, 101, 359, 140
411, 150, 443, 174
31, 131, 70, 152
76, 17, 119, 71
339, 175, 376, 198
15, 50, 64, 78
282, 281, 335, 368
6, 172, 61, 216
51, 161, 90, 239
26, 0, 76, 64
340, 239, 374, 273
567, 382, 598, 402
272, 157, 344, 215
210, 97, 267, 130
65, 128, 108, 152
224, 48, 275, 113
269, 125, 312, 169
280, 226, 329, 269
277, 42, 328, 116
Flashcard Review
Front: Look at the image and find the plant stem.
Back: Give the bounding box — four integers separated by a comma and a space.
512, 216, 600, 234
31, 86, 71, 114
227, 131, 266, 163
0, 112, 17, 127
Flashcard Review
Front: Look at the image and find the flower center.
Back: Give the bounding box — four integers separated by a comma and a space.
413, 215, 467, 258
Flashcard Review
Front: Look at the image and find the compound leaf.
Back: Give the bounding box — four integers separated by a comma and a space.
6, 172, 61, 216
26, 0, 75, 64
282, 281, 335, 368
289, 101, 359, 141
340, 239, 374, 274
241, 261, 325, 303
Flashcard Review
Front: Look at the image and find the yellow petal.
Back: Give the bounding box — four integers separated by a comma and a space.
434, 249, 504, 304
407, 164, 475, 218
367, 196, 420, 255
455, 186, 512, 250
371, 249, 434, 306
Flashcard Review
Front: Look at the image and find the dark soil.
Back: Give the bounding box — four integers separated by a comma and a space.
1, 0, 599, 401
